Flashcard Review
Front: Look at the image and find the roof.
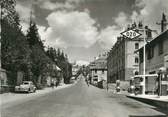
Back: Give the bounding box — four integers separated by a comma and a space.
89, 56, 107, 70
135, 29, 168, 53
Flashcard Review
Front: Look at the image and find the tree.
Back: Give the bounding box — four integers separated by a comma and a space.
1, 0, 31, 85
26, 22, 44, 49
26, 21, 51, 84
45, 47, 72, 84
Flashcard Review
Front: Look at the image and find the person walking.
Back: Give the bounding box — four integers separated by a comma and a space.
87, 80, 89, 87
85, 78, 89, 87
51, 80, 54, 89
51, 82, 54, 89
106, 82, 109, 92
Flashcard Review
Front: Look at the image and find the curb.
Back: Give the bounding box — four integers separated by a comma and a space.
127, 95, 168, 109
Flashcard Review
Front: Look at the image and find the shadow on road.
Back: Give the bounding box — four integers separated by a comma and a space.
129, 115, 167, 117
154, 108, 168, 116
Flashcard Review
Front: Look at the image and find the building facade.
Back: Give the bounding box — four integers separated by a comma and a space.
107, 22, 153, 83
138, 14, 168, 75
137, 14, 168, 95
139, 30, 168, 74
72, 63, 80, 77
46, 64, 62, 86
89, 55, 107, 84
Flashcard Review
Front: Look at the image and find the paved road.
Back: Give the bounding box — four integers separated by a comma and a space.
1, 77, 167, 117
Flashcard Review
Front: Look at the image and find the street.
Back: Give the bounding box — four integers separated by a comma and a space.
1, 1, 168, 117
1, 76, 167, 117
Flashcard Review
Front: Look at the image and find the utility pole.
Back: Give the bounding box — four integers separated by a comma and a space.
138, 26, 157, 95
142, 28, 146, 95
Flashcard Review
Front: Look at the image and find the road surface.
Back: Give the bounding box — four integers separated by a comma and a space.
1, 77, 167, 117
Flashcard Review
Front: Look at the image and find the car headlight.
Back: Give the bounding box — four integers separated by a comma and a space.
15, 86, 20, 88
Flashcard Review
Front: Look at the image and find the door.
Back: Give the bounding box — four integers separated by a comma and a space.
164, 54, 168, 68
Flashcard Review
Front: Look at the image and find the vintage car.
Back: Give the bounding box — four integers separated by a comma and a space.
15, 81, 36, 93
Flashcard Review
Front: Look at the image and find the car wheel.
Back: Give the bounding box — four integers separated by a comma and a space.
27, 88, 31, 93
33, 88, 36, 93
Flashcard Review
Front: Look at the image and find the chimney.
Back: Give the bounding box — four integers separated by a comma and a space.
138, 21, 143, 29
145, 26, 152, 39
161, 13, 167, 32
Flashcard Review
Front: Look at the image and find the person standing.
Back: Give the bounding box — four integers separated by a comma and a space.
51, 79, 54, 89
85, 78, 89, 87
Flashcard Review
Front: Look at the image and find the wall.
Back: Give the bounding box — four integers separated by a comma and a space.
125, 39, 144, 81
91, 69, 107, 83
0, 69, 8, 93
0, 69, 7, 86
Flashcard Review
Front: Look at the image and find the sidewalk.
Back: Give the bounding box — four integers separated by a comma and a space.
0, 83, 74, 106
128, 94, 168, 101
127, 94, 168, 109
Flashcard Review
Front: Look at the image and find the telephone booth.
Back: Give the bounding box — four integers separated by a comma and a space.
116, 80, 120, 92
158, 67, 168, 96
128, 77, 135, 94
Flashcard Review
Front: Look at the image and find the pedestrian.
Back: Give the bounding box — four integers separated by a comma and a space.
106, 82, 109, 92
87, 81, 89, 87
56, 81, 59, 87
85, 78, 89, 87
51, 82, 54, 89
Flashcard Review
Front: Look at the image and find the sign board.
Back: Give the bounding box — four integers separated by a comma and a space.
120, 29, 141, 39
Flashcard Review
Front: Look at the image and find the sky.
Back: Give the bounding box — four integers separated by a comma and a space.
16, 0, 168, 64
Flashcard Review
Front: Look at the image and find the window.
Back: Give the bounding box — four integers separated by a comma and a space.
135, 43, 139, 49
139, 50, 143, 63
147, 46, 154, 60
151, 46, 154, 58
1, 80, 4, 85
146, 29, 152, 38
95, 70, 97, 74
149, 71, 156, 74
158, 41, 163, 55
102, 70, 104, 74
23, 82, 29, 85
135, 71, 139, 75
135, 57, 139, 63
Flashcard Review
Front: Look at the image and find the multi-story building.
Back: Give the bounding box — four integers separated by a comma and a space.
136, 14, 168, 95
72, 63, 80, 77
107, 22, 153, 83
138, 14, 168, 75
46, 64, 62, 86
89, 55, 107, 85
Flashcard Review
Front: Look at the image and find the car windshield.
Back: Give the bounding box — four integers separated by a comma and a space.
23, 82, 29, 85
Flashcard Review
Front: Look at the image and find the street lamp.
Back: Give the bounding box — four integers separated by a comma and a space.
142, 28, 146, 95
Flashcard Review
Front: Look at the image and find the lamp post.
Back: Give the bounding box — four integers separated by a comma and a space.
142, 28, 146, 95
137, 27, 147, 95
138, 26, 157, 95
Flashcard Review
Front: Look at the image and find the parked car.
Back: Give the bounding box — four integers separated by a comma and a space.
15, 81, 36, 93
